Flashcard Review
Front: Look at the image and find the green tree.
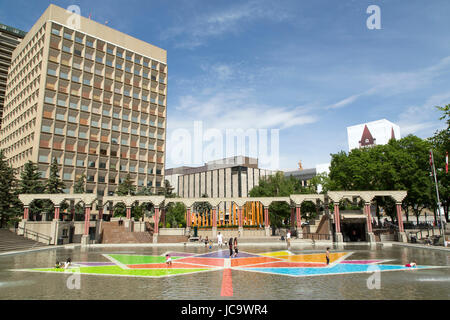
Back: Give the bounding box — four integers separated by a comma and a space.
74, 174, 86, 194
46, 157, 65, 194
164, 179, 175, 197
249, 172, 308, 234
18, 161, 45, 194
43, 158, 66, 219
116, 174, 136, 196
166, 202, 186, 228
18, 161, 45, 220
114, 174, 136, 218
72, 174, 86, 220
0, 151, 20, 227
327, 135, 435, 224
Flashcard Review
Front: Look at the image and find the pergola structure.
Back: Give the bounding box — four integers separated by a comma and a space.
17, 190, 408, 245
327, 191, 408, 242
18, 194, 97, 245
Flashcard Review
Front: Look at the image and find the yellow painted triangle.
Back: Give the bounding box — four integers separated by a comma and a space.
260, 250, 292, 257
277, 252, 348, 264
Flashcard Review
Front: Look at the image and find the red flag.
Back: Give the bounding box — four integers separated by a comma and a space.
430, 151, 433, 167
446, 151, 448, 174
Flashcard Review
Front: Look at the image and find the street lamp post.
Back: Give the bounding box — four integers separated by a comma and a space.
430, 149, 447, 246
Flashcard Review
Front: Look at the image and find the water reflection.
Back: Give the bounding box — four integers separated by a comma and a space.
0, 245, 448, 300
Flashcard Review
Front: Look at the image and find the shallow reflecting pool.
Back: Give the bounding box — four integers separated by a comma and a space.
0, 244, 449, 300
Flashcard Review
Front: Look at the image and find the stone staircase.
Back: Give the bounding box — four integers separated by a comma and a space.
157, 235, 190, 243
100, 222, 154, 244
306, 213, 326, 233
0, 228, 47, 253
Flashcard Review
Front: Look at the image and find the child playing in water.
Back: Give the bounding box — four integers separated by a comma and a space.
405, 261, 417, 268
165, 254, 172, 267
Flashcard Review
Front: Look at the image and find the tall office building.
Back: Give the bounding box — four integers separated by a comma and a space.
0, 23, 26, 128
0, 5, 167, 196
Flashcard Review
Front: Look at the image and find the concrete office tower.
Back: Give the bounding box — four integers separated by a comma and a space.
347, 119, 401, 152
0, 4, 167, 196
0, 23, 26, 128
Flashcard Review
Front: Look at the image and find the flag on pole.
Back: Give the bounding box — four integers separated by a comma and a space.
430, 151, 433, 167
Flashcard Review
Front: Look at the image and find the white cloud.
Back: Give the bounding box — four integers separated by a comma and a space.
397, 91, 450, 136
160, 0, 293, 48
326, 56, 450, 110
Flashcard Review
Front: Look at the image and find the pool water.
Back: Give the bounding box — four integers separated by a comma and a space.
0, 244, 449, 300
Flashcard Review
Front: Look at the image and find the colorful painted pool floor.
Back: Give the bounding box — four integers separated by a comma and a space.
13, 249, 444, 279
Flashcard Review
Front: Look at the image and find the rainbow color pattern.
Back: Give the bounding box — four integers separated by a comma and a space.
13, 250, 442, 279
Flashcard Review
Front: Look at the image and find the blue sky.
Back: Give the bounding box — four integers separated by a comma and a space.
1, 0, 449, 170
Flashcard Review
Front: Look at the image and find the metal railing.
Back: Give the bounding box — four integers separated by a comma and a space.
16, 226, 52, 245
301, 233, 331, 241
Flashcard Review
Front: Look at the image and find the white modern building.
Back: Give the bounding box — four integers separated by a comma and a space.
347, 119, 400, 151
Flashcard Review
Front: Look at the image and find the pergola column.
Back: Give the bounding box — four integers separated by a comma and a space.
54, 205, 60, 221
161, 207, 166, 226
238, 206, 243, 236
126, 206, 132, 220
396, 202, 407, 242
98, 207, 103, 220
153, 207, 160, 243
364, 202, 375, 243
296, 206, 303, 239
81, 205, 91, 246
290, 206, 295, 229
84, 205, 91, 235
212, 206, 218, 238
264, 206, 270, 237
70, 200, 75, 221
334, 202, 343, 243
186, 207, 191, 232
23, 206, 29, 221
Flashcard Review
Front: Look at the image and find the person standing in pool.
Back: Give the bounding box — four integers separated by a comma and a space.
233, 237, 238, 257
326, 247, 330, 265
217, 232, 223, 248
228, 238, 234, 257
286, 230, 291, 249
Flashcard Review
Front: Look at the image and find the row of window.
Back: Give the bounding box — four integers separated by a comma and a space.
46, 63, 167, 97
5, 147, 33, 167
48, 42, 166, 80
4, 63, 41, 118
50, 23, 166, 71
40, 133, 162, 150
2, 131, 34, 154
8, 24, 45, 81
43, 104, 165, 121
45, 78, 166, 106
37, 160, 161, 176
44, 115, 164, 131
6, 56, 43, 102
0, 105, 36, 147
